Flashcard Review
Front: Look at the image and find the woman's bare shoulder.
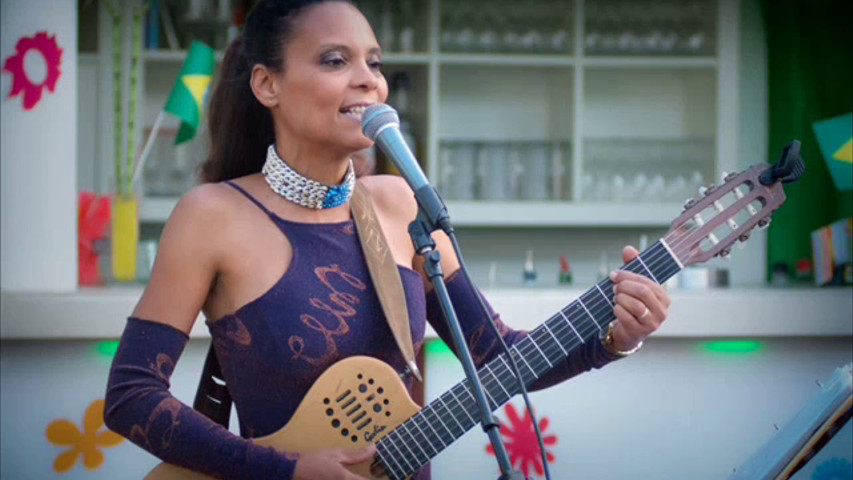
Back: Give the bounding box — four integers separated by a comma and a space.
357, 175, 417, 220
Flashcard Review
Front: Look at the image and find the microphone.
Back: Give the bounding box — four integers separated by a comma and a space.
362, 103, 451, 233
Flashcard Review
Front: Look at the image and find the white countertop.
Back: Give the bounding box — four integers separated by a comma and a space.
2, 286, 851, 340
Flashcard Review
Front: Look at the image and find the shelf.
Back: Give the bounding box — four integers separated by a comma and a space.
583, 56, 718, 68
140, 196, 179, 222
438, 54, 575, 67
445, 201, 682, 227
3, 287, 851, 340
139, 196, 682, 227
143, 49, 716, 69
143, 49, 430, 65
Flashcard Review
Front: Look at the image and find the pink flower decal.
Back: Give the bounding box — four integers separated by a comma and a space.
3, 31, 63, 110
486, 403, 558, 478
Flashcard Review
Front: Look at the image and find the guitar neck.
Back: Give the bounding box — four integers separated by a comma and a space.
374, 240, 682, 480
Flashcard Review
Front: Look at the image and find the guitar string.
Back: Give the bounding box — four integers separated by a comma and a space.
379, 242, 686, 472
378, 193, 761, 474
378, 244, 684, 474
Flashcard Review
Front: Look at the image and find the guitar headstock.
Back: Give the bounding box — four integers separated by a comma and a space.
665, 140, 805, 268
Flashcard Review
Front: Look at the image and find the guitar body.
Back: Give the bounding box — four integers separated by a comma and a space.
143, 356, 420, 480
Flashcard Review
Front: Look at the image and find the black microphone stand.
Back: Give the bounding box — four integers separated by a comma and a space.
408, 185, 526, 480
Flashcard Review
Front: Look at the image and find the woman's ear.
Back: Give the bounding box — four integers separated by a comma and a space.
250, 64, 279, 108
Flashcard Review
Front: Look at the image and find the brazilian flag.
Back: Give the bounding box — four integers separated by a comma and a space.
813, 113, 853, 191
164, 41, 216, 144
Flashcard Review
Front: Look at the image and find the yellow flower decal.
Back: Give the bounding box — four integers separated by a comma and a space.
45, 399, 125, 473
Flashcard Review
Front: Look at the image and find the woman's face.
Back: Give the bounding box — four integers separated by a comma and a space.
271, 2, 388, 155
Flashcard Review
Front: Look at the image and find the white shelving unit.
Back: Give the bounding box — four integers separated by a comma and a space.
87, 0, 739, 228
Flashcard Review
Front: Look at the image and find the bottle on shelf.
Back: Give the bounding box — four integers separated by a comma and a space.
558, 255, 573, 285
523, 250, 537, 286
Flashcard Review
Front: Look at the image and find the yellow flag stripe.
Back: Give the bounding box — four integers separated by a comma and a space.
833, 138, 852, 163
181, 74, 212, 114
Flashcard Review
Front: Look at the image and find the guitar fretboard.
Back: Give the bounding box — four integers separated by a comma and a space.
375, 240, 682, 480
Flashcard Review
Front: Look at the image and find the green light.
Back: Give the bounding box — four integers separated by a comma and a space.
424, 339, 453, 357
96, 341, 120, 358
701, 340, 763, 355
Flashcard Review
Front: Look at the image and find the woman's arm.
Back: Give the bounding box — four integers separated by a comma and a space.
371, 176, 669, 390
104, 185, 299, 480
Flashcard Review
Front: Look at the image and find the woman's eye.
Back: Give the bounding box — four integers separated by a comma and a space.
322, 56, 346, 67
369, 60, 383, 71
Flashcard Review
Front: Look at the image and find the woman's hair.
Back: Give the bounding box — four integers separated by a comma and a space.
201, 0, 349, 183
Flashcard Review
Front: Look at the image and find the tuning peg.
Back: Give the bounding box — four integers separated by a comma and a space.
683, 198, 697, 211
719, 247, 732, 259
757, 217, 772, 230
738, 232, 751, 243
722, 171, 738, 182
700, 184, 718, 196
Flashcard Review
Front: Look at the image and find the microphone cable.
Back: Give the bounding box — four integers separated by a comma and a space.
446, 229, 552, 480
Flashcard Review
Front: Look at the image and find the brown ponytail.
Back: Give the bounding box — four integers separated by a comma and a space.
200, 0, 352, 183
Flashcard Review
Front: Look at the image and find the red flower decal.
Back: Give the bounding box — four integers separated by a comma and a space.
2, 32, 63, 110
486, 403, 558, 478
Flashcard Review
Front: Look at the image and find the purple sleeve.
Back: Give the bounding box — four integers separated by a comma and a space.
425, 272, 622, 391
104, 317, 298, 480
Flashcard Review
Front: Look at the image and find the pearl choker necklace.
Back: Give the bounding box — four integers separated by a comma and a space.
261, 144, 355, 209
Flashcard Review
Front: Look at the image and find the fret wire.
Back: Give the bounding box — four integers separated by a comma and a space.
449, 385, 477, 424
569, 300, 601, 331
383, 431, 416, 474
634, 255, 659, 283
594, 283, 613, 307
401, 421, 432, 462
485, 362, 511, 400
376, 444, 404, 480
415, 408, 448, 449
528, 332, 554, 368
482, 380, 497, 409
559, 312, 585, 343
514, 338, 550, 377
498, 355, 518, 386
510, 345, 537, 378
436, 395, 466, 433
542, 323, 568, 355
425, 404, 457, 444
393, 427, 425, 468
408, 414, 438, 448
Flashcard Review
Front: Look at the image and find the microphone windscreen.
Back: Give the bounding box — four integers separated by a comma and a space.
362, 104, 400, 141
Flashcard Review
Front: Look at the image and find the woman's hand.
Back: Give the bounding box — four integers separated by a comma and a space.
608, 246, 671, 352
292, 445, 376, 480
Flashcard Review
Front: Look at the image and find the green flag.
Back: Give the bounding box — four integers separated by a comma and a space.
813, 113, 853, 191
164, 41, 216, 144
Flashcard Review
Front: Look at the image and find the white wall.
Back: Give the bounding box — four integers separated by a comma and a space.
1, 0, 77, 292
1, 338, 849, 479
425, 337, 853, 479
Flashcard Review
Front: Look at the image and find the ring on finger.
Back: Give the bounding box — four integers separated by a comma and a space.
639, 307, 651, 319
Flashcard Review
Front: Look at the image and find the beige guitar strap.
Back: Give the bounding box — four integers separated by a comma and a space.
351, 183, 423, 382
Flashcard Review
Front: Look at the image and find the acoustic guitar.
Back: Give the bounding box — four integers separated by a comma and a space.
144, 156, 801, 480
